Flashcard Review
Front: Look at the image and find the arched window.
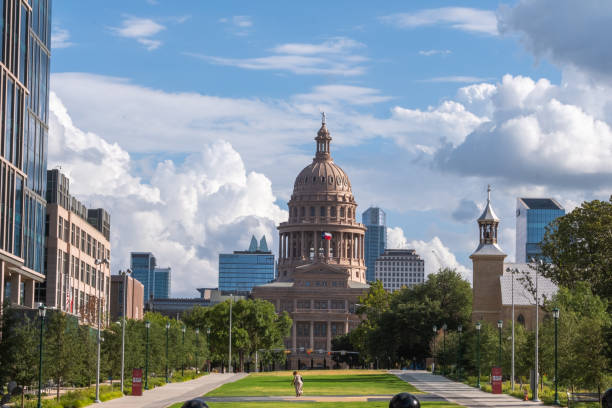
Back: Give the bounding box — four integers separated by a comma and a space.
340, 207, 345, 217
310, 206, 315, 217
330, 207, 336, 217
348, 208, 352, 219
517, 314, 525, 326
320, 206, 326, 217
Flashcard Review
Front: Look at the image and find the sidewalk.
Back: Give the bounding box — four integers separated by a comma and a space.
392, 370, 556, 408
96, 373, 247, 408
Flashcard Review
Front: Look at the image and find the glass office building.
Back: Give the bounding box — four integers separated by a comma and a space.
131, 252, 171, 301
1, 0, 51, 311
362, 207, 386, 282
516, 198, 565, 262
219, 235, 274, 293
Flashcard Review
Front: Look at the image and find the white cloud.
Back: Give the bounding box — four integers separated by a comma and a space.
219, 15, 253, 36
49, 93, 287, 296
498, 0, 612, 81
387, 227, 471, 281
51, 26, 73, 49
293, 85, 391, 106
186, 37, 367, 76
419, 49, 452, 56
111, 17, 165, 50
381, 7, 498, 35
419, 76, 494, 83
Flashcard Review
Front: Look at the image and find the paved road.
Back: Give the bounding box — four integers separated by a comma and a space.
97, 373, 247, 408
393, 370, 555, 408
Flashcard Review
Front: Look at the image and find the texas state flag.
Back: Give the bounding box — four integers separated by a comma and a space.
322, 232, 332, 240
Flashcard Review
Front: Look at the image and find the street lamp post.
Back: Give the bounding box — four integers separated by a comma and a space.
457, 325, 462, 380
442, 324, 447, 376
37, 304, 46, 408
497, 320, 503, 367
120, 268, 131, 394
476, 322, 481, 389
432, 325, 437, 374
195, 328, 200, 374
552, 308, 560, 406
532, 257, 541, 402
165, 322, 170, 383
145, 321, 150, 390
206, 327, 211, 373
229, 294, 233, 373
94, 258, 109, 403
182, 326, 186, 376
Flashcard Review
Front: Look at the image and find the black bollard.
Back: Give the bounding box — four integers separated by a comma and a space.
389, 393, 420, 408
182, 398, 209, 408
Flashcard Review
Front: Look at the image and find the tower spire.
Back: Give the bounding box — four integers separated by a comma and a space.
314, 113, 332, 160
487, 184, 491, 202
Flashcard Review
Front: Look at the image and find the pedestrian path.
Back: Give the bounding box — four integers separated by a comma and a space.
392, 370, 556, 408
96, 373, 247, 408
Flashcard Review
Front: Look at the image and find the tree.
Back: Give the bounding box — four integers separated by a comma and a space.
44, 310, 78, 400
541, 197, 612, 302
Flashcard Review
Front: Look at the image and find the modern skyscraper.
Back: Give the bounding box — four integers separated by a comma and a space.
362, 207, 386, 282
130, 252, 171, 302
374, 249, 424, 292
515, 198, 565, 262
0, 0, 52, 313
218, 234, 274, 293
44, 169, 112, 326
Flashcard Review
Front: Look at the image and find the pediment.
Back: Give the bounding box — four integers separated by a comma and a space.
294, 261, 348, 277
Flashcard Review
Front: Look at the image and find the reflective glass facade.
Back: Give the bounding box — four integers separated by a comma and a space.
516, 198, 565, 262
0, 0, 50, 275
218, 252, 274, 293
130, 252, 171, 300
362, 207, 386, 282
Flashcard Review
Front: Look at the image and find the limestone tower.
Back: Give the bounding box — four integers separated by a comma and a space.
470, 186, 506, 324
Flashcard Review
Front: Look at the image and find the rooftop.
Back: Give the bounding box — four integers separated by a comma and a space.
518, 198, 564, 210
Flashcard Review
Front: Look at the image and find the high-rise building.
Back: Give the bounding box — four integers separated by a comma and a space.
130, 252, 171, 301
44, 169, 112, 326
362, 207, 386, 282
252, 117, 369, 369
218, 234, 275, 293
515, 198, 565, 262
0, 0, 52, 313
374, 249, 424, 292
110, 273, 144, 321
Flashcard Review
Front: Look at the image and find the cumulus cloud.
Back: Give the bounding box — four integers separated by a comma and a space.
436, 74, 612, 188
387, 227, 471, 281
111, 17, 165, 50
49, 93, 287, 296
498, 0, 612, 81
381, 7, 498, 35
186, 37, 367, 76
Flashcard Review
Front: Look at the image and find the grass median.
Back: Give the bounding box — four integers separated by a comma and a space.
205, 370, 420, 397
170, 402, 462, 408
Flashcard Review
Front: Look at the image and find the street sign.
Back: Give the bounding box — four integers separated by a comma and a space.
132, 368, 143, 396
491, 367, 502, 394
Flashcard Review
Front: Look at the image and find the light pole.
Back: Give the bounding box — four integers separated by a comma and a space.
497, 320, 503, 367
552, 308, 560, 406
182, 326, 186, 376
94, 257, 109, 404
195, 328, 200, 374
37, 304, 46, 408
145, 320, 150, 390
206, 327, 211, 373
476, 322, 481, 389
442, 323, 447, 376
532, 257, 541, 402
120, 268, 131, 394
457, 325, 462, 380
510, 267, 515, 390
228, 294, 233, 373
165, 322, 170, 383
432, 325, 437, 374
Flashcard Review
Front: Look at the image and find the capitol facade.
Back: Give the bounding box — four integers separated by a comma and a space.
252, 117, 369, 369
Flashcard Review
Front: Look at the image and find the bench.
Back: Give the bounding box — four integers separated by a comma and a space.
567, 391, 601, 407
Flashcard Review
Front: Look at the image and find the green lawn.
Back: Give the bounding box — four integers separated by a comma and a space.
170, 402, 461, 408
205, 370, 420, 397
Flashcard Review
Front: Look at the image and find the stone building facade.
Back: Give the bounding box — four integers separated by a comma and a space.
252, 117, 369, 369
471, 187, 557, 330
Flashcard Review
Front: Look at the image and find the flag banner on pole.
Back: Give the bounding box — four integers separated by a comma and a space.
321, 232, 332, 240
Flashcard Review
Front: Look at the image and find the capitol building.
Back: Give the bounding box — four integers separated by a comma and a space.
252, 116, 369, 369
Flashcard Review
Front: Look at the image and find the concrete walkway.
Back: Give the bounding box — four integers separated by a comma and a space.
97, 373, 247, 408
392, 370, 556, 408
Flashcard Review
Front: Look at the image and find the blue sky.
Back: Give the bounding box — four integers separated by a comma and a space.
48, 1, 612, 295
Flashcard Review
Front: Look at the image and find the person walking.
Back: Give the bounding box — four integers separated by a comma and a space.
292, 371, 304, 397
